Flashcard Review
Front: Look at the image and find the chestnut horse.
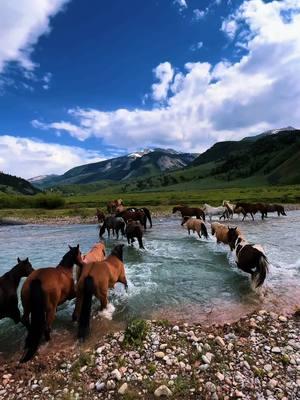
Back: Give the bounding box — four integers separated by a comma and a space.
116, 209, 147, 229
96, 209, 105, 223
20, 245, 83, 363
182, 217, 208, 239
127, 207, 153, 228
107, 199, 123, 213
172, 205, 205, 223
76, 244, 127, 340
72, 242, 106, 321
211, 222, 242, 245
0, 258, 33, 323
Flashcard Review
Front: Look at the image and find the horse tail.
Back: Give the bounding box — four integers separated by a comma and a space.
253, 254, 269, 288
201, 223, 208, 239
20, 279, 45, 363
142, 208, 152, 228
78, 276, 94, 340
99, 222, 106, 238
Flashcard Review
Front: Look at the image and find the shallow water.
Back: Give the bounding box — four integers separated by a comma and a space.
0, 212, 299, 356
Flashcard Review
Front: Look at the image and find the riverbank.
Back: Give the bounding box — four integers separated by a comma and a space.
0, 310, 299, 399
0, 204, 299, 225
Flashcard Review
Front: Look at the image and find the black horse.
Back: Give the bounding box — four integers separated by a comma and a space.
227, 227, 269, 288
127, 207, 153, 228
99, 216, 126, 239
0, 258, 33, 323
125, 220, 145, 249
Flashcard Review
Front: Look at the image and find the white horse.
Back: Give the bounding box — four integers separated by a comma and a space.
203, 203, 229, 221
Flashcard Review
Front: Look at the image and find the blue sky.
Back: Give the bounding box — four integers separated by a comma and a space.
0, 0, 300, 178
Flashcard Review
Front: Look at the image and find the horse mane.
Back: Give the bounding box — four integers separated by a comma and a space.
58, 249, 78, 268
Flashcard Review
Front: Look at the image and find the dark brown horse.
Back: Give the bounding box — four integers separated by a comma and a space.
116, 209, 147, 229
20, 245, 83, 363
125, 220, 145, 249
227, 227, 269, 288
77, 244, 127, 340
172, 205, 205, 224
127, 207, 153, 228
264, 204, 287, 217
96, 209, 105, 223
0, 258, 33, 323
234, 202, 267, 221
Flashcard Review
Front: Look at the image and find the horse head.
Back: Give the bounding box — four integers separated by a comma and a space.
17, 257, 34, 277
111, 244, 124, 262
59, 244, 83, 268
227, 227, 239, 250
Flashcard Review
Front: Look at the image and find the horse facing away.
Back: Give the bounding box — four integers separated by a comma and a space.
127, 207, 153, 228
182, 217, 208, 239
172, 206, 205, 223
76, 244, 127, 340
107, 199, 123, 214
227, 227, 269, 288
116, 209, 147, 229
20, 245, 83, 363
125, 219, 145, 249
211, 222, 242, 245
99, 216, 126, 239
0, 258, 33, 323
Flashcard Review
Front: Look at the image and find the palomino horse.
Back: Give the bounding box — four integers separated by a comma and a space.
125, 220, 145, 249
72, 242, 106, 322
227, 227, 269, 288
116, 209, 147, 229
20, 245, 83, 362
127, 207, 153, 228
0, 258, 33, 323
203, 204, 229, 221
99, 216, 126, 239
211, 222, 242, 245
107, 199, 123, 214
182, 217, 208, 239
76, 244, 127, 340
234, 202, 267, 221
96, 209, 105, 223
172, 206, 205, 223
222, 200, 235, 219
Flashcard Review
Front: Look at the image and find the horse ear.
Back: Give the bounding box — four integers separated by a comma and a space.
68, 245, 72, 250
25, 257, 28, 262
17, 257, 21, 263
77, 244, 80, 249
234, 227, 237, 230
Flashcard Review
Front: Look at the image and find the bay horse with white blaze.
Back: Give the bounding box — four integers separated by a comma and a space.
172, 206, 205, 223
227, 227, 269, 288
20, 245, 83, 363
0, 258, 33, 323
77, 244, 127, 340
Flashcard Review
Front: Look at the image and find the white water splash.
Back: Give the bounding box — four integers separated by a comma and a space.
98, 303, 115, 320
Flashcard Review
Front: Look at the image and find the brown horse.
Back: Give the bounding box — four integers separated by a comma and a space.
127, 207, 153, 228
227, 227, 269, 288
116, 209, 147, 229
264, 204, 287, 217
96, 209, 105, 223
0, 258, 33, 323
72, 242, 106, 321
182, 217, 208, 239
20, 245, 83, 363
125, 219, 145, 249
211, 222, 243, 245
234, 202, 267, 221
76, 244, 127, 340
107, 199, 123, 213
172, 205, 206, 223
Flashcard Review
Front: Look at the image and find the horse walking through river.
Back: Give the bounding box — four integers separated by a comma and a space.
183, 217, 208, 239
20, 245, 83, 362
77, 244, 127, 340
0, 258, 33, 323
203, 203, 229, 221
172, 206, 205, 223
227, 227, 269, 288
211, 222, 242, 245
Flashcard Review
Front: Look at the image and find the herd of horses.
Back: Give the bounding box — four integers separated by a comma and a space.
0, 198, 287, 363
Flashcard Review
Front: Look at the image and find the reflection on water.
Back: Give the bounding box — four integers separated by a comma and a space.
0, 211, 299, 355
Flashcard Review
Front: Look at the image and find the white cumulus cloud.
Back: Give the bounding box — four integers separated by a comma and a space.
33, 0, 300, 154
0, 0, 70, 74
0, 135, 105, 178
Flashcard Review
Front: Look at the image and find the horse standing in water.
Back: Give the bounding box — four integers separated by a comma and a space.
203, 204, 229, 221
125, 220, 145, 249
227, 227, 269, 288
211, 222, 242, 245
172, 206, 205, 223
234, 202, 267, 221
99, 216, 126, 239
116, 209, 147, 229
76, 244, 128, 340
20, 245, 83, 363
0, 258, 33, 323
107, 199, 123, 214
264, 204, 287, 217
182, 217, 208, 239
127, 207, 153, 228
96, 209, 105, 223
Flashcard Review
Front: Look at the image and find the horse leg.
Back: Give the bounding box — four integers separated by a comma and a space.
188, 229, 190, 235
197, 231, 201, 238
45, 305, 56, 341
72, 293, 83, 322
97, 288, 108, 311
21, 301, 30, 329
250, 212, 254, 221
